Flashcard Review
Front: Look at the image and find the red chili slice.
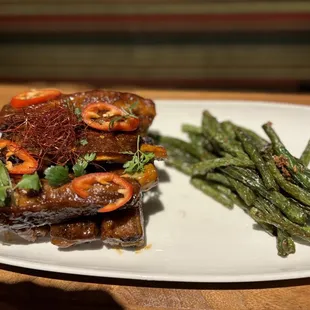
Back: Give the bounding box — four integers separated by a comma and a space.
10, 89, 61, 108
82, 102, 139, 132
71, 172, 134, 213
0, 140, 38, 174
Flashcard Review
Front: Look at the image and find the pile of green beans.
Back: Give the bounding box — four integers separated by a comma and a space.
155, 111, 310, 257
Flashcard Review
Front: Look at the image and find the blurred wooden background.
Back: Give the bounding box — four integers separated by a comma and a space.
0, 0, 310, 92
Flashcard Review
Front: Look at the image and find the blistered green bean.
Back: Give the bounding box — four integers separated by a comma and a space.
237, 128, 278, 190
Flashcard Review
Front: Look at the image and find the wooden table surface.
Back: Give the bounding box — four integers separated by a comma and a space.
1, 83, 310, 310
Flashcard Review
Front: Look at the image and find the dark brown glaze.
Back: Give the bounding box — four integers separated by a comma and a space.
101, 199, 145, 248
79, 130, 137, 161
50, 218, 100, 248
0, 178, 141, 231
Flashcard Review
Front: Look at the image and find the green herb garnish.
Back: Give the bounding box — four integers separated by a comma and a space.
44, 165, 70, 187
15, 172, 41, 191
74, 107, 82, 121
73, 153, 96, 177
122, 135, 155, 174
0, 161, 12, 207
109, 101, 139, 130
80, 138, 88, 146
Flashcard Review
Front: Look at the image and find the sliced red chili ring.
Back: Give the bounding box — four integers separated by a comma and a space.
82, 102, 139, 132
0, 140, 38, 174
10, 89, 61, 109
71, 172, 134, 213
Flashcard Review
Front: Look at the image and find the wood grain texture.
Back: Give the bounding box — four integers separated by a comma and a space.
1, 83, 310, 310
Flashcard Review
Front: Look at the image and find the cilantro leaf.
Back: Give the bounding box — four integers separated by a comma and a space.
73, 106, 82, 121
123, 135, 155, 174
15, 173, 41, 191
0, 186, 10, 207
73, 153, 96, 177
74, 107, 81, 116
80, 138, 88, 146
0, 161, 12, 207
44, 165, 70, 187
0, 161, 10, 187
83, 153, 96, 162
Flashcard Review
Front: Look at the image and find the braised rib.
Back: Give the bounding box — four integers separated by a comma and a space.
0, 89, 164, 249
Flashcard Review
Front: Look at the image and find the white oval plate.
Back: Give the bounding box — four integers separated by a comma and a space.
1, 99, 310, 283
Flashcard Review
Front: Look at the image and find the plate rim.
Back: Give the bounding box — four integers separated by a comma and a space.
1, 98, 310, 283
2, 255, 310, 283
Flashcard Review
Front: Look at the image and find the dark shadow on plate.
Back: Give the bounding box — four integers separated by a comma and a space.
292, 236, 310, 247
143, 187, 164, 228
157, 168, 170, 183
252, 223, 274, 235
0, 281, 124, 310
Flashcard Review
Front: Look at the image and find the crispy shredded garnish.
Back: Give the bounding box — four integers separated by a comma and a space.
1, 104, 86, 167
273, 155, 291, 178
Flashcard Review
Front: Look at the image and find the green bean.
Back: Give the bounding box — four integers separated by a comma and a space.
236, 129, 278, 190
238, 127, 268, 150
210, 182, 234, 197
190, 177, 234, 209
213, 182, 275, 236
227, 176, 256, 207
166, 157, 193, 176
300, 139, 310, 167
188, 132, 202, 146
206, 173, 232, 188
192, 157, 255, 176
223, 121, 268, 150
276, 229, 296, 257
265, 155, 310, 207
158, 136, 203, 160
202, 111, 249, 159
202, 137, 215, 153
181, 124, 202, 135
250, 204, 310, 243
221, 121, 236, 140
263, 122, 310, 190
223, 167, 307, 225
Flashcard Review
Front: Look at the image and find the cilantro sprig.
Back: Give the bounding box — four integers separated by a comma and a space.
109, 101, 139, 130
15, 172, 41, 191
44, 165, 70, 187
122, 135, 155, 174
73, 153, 96, 177
43, 153, 96, 186
0, 162, 12, 207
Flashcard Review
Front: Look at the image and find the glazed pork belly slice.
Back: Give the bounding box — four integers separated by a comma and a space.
2, 163, 158, 240
49, 198, 144, 249
79, 131, 166, 163
0, 178, 141, 231
101, 198, 145, 248
11, 189, 145, 249
50, 217, 100, 248
58, 89, 156, 133
0, 89, 156, 133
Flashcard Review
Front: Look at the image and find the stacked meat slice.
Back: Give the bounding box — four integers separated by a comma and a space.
0, 90, 166, 249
